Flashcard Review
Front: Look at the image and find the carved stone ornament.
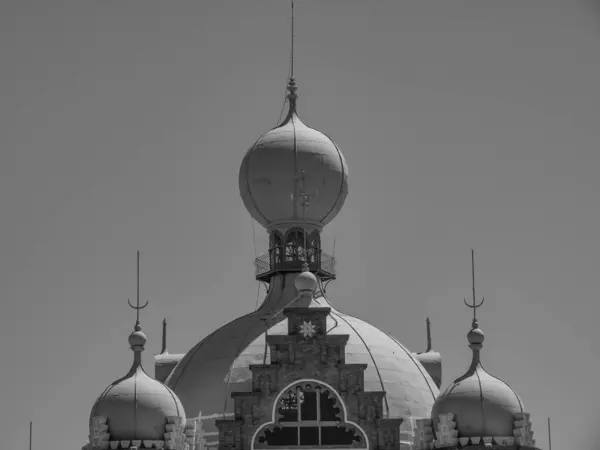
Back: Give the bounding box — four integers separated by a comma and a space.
298, 320, 316, 338
434, 413, 458, 448
413, 418, 434, 450
164, 416, 186, 450
90, 416, 110, 449
514, 412, 536, 447
258, 373, 272, 395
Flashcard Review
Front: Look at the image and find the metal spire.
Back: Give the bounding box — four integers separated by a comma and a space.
128, 251, 148, 329
464, 249, 484, 326
291, 0, 295, 79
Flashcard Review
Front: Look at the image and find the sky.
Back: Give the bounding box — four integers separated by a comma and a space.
2, 1, 600, 449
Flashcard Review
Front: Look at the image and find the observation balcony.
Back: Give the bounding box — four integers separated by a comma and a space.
254, 250, 336, 283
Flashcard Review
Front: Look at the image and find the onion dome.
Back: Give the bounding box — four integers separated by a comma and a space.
431, 317, 524, 438
90, 323, 186, 441
239, 78, 348, 231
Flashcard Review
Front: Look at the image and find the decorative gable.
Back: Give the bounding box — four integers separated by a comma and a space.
213, 305, 405, 450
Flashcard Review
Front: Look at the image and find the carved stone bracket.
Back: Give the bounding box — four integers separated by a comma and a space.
165, 416, 187, 450
215, 419, 243, 450
357, 391, 385, 422
90, 416, 110, 449
377, 418, 403, 450
433, 413, 458, 448
513, 412, 535, 447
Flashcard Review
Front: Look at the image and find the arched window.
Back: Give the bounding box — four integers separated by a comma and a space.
284, 228, 306, 263
255, 382, 366, 448
270, 232, 284, 267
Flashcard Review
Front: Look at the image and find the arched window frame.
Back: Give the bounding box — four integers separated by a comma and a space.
284, 228, 306, 263
252, 379, 369, 450
270, 231, 284, 267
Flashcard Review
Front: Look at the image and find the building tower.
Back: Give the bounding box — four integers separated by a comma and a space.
161, 5, 440, 449
238, 75, 347, 284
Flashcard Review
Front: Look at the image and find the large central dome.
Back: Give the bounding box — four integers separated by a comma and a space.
166, 274, 438, 442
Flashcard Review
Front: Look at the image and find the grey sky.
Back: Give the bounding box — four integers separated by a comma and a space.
2, 1, 599, 449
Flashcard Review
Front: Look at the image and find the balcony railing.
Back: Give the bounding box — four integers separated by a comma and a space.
254, 250, 336, 282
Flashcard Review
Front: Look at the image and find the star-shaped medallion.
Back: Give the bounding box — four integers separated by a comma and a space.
298, 320, 316, 338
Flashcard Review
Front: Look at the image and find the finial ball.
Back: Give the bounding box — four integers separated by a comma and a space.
129, 329, 147, 349
295, 267, 317, 294
467, 326, 485, 345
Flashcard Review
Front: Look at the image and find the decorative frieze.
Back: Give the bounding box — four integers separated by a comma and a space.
413, 414, 535, 450
106, 441, 166, 449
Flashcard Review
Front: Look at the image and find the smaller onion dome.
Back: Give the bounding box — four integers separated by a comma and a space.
431, 317, 524, 438
90, 323, 186, 441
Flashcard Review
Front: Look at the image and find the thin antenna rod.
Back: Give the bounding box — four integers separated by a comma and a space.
137, 251, 140, 322
291, 0, 295, 78
548, 417, 552, 450
471, 249, 476, 318
29, 421, 32, 450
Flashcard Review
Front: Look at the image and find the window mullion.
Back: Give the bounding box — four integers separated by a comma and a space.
317, 389, 322, 445
297, 387, 301, 446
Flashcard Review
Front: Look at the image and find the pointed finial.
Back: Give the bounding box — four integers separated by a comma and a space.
464, 249, 484, 329
425, 317, 432, 352
127, 251, 148, 354
161, 318, 168, 354
291, 0, 295, 79
285, 1, 298, 114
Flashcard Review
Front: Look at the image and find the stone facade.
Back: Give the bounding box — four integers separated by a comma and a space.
215, 306, 404, 450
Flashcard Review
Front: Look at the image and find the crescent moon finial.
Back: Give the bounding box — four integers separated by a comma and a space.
127, 251, 149, 327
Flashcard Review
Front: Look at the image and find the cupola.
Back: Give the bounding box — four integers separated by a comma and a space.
431, 316, 525, 438
239, 77, 348, 283
415, 252, 537, 449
